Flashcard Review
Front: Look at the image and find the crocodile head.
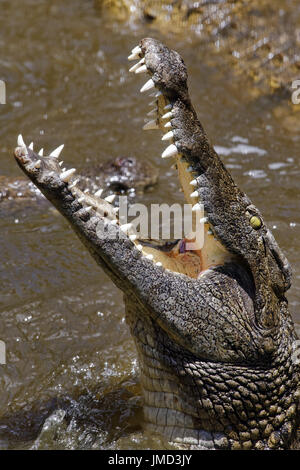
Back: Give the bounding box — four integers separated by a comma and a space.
14, 38, 299, 450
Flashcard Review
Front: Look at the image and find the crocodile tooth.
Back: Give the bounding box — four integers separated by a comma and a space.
200, 217, 208, 224
190, 190, 199, 198
68, 178, 79, 189
136, 244, 143, 251
34, 160, 41, 169
120, 223, 133, 233
190, 179, 197, 186
143, 120, 159, 131
84, 188, 90, 193
135, 64, 147, 74
207, 229, 213, 235
129, 234, 137, 241
162, 131, 174, 141
128, 46, 142, 60
78, 196, 85, 203
59, 161, 64, 167
50, 144, 64, 158
187, 166, 193, 172
146, 254, 153, 260
60, 168, 76, 182
38, 148, 44, 156
164, 104, 172, 110
111, 219, 118, 225
113, 207, 119, 214
129, 58, 145, 72
140, 79, 155, 93
162, 111, 172, 120
105, 194, 116, 203
162, 144, 178, 159
164, 121, 172, 129
148, 99, 157, 107
17, 134, 26, 147
156, 262, 162, 267
155, 91, 162, 97
147, 109, 157, 117
29, 142, 34, 150
85, 206, 92, 212
94, 189, 103, 197
192, 203, 202, 212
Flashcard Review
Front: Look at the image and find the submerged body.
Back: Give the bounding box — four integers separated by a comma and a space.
14, 39, 299, 449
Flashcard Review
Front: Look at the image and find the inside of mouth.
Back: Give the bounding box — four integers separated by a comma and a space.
127, 57, 234, 278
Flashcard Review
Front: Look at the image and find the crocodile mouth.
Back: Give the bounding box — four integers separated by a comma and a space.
14, 41, 235, 281
126, 44, 235, 278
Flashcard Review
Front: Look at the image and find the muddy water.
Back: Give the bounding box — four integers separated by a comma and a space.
0, 0, 299, 450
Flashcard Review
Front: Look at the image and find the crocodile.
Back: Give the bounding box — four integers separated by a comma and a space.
100, 0, 300, 99
13, 38, 299, 450
1, 156, 158, 203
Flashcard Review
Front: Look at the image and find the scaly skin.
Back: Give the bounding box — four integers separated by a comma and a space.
14, 39, 299, 449
1, 156, 158, 203
100, 0, 300, 95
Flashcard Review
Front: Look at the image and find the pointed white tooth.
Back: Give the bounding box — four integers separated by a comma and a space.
156, 262, 162, 267
105, 194, 116, 203
200, 217, 208, 224
84, 188, 90, 193
61, 167, 66, 172
148, 99, 157, 107
50, 144, 64, 158
129, 234, 137, 241
207, 229, 213, 235
192, 203, 202, 212
59, 161, 64, 167
113, 207, 119, 214
140, 79, 155, 93
69, 178, 79, 189
164, 121, 172, 129
111, 219, 118, 225
29, 142, 34, 150
187, 166, 193, 172
17, 134, 26, 147
78, 196, 85, 203
85, 206, 92, 212
129, 58, 145, 72
131, 45, 142, 54
143, 120, 159, 131
128, 51, 141, 61
147, 109, 157, 117
190, 190, 199, 198
38, 148, 44, 156
162, 111, 172, 119
190, 179, 197, 186
171, 163, 177, 170
146, 254, 153, 260
60, 168, 76, 182
164, 104, 172, 110
120, 223, 133, 233
162, 144, 178, 159
136, 244, 143, 251
35, 160, 41, 169
162, 131, 174, 141
94, 189, 103, 197
155, 91, 162, 97
135, 64, 147, 74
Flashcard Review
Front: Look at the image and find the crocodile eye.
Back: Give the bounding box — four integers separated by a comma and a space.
250, 215, 262, 230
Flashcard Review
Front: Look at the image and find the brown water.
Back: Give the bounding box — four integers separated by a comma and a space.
0, 0, 299, 450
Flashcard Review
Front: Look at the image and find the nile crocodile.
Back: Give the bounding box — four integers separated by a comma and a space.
13, 38, 299, 450
100, 0, 300, 99
1, 156, 158, 203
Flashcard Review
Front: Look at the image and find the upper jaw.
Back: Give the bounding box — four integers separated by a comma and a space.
128, 38, 292, 327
